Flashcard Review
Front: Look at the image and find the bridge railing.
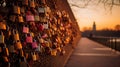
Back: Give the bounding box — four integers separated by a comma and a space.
88, 36, 120, 51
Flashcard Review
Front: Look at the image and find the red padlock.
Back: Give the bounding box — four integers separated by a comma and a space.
26, 33, 33, 43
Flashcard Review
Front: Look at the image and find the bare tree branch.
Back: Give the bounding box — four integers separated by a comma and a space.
69, 0, 120, 11
84, 0, 92, 7
70, 3, 86, 8
110, 0, 114, 10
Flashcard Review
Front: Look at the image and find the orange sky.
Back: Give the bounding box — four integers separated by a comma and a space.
68, 0, 120, 31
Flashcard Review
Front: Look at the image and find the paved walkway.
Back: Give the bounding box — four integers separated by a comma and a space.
65, 38, 120, 67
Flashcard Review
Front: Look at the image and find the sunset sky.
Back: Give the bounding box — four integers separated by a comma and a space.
68, 0, 120, 31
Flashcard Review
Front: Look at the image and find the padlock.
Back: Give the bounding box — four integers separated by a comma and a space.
20, 7, 25, 14
38, 24, 44, 31
0, 22, 6, 30
35, 43, 41, 52
32, 39, 38, 49
23, 25, 29, 33
13, 30, 20, 41
3, 56, 9, 62
19, 49, 24, 57
9, 15, 16, 22
3, 46, 9, 56
31, 52, 37, 61
40, 0, 46, 4
0, 31, 4, 44
38, 7, 45, 14
40, 16, 47, 22
0, 47, 2, 53
39, 38, 44, 43
26, 33, 33, 43
30, 32, 34, 37
8, 45, 15, 53
43, 22, 49, 29
18, 15, 24, 23
22, 0, 28, 6
56, 47, 61, 52
45, 41, 50, 47
15, 40, 22, 50
26, 15, 34, 22
52, 43, 57, 49
34, 15, 40, 21
13, 6, 20, 14
45, 6, 51, 13
19, 57, 28, 67
51, 49, 57, 56
30, 0, 35, 8
42, 33, 48, 38
25, 53, 29, 59
56, 10, 62, 19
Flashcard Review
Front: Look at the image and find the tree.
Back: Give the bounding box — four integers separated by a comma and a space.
69, 0, 120, 10
82, 27, 92, 32
115, 24, 120, 31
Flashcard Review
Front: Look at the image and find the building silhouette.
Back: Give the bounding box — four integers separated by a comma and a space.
92, 21, 96, 36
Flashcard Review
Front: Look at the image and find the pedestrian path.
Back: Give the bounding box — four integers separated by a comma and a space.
65, 37, 120, 67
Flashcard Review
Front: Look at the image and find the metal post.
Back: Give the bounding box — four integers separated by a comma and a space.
111, 37, 113, 49
109, 37, 111, 48
114, 38, 117, 50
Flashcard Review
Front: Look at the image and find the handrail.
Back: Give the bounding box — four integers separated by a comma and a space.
88, 36, 120, 51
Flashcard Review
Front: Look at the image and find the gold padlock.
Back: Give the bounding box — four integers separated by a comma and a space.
0, 22, 6, 30
15, 40, 22, 50
51, 49, 57, 56
0, 47, 2, 53
14, 32, 20, 41
9, 15, 16, 22
14, 6, 20, 14
20, 7, 25, 14
18, 15, 24, 22
22, 0, 28, 6
20, 49, 24, 57
0, 32, 5, 43
3, 56, 9, 62
34, 15, 40, 21
3, 47, 9, 56
30, 0, 35, 8
32, 52, 37, 61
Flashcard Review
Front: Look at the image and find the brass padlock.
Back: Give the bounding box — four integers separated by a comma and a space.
30, 0, 35, 8
31, 52, 37, 61
0, 31, 4, 43
9, 15, 16, 22
3, 56, 9, 62
0, 21, 6, 30
13, 30, 20, 41
34, 15, 40, 21
20, 7, 25, 14
51, 49, 57, 56
3, 47, 9, 56
13, 6, 20, 14
18, 15, 24, 23
15, 40, 22, 50
0, 47, 2, 53
19, 49, 24, 57
22, 0, 28, 6
8, 45, 15, 53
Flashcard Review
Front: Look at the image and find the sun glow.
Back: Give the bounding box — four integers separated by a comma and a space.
68, 0, 120, 31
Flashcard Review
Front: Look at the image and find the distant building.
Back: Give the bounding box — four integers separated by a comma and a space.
92, 21, 96, 35
82, 21, 97, 37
